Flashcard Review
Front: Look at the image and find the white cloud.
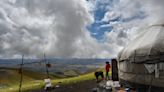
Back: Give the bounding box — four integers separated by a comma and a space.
99, 0, 164, 58
0, 0, 97, 58
0, 0, 164, 59
101, 11, 119, 22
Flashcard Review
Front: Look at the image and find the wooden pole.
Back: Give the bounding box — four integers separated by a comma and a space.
44, 53, 49, 78
19, 55, 24, 92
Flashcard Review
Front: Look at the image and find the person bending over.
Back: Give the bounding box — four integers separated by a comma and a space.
94, 71, 104, 82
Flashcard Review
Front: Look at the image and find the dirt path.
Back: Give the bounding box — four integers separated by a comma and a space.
30, 80, 98, 92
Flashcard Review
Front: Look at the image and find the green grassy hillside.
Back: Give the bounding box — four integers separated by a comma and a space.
0, 68, 108, 92
0, 67, 47, 91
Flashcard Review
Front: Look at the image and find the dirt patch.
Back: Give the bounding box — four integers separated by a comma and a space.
30, 79, 98, 92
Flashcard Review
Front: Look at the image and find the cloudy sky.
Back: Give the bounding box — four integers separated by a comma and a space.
0, 0, 164, 58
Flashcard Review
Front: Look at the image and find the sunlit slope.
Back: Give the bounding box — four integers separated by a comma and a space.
1, 68, 108, 92
0, 67, 47, 87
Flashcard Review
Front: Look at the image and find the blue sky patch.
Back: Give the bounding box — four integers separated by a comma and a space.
87, 0, 114, 40
87, 0, 146, 41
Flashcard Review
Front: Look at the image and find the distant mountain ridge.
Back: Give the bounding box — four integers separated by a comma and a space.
0, 58, 110, 74
0, 58, 110, 66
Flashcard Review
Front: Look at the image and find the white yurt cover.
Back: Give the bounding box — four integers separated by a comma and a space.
118, 25, 164, 63
117, 25, 164, 87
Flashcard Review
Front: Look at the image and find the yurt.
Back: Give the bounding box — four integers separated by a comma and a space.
117, 25, 164, 91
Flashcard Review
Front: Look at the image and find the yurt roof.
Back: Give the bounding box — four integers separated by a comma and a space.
118, 25, 164, 63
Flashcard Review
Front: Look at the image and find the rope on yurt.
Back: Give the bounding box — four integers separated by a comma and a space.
133, 50, 136, 63
148, 75, 153, 92
133, 50, 139, 90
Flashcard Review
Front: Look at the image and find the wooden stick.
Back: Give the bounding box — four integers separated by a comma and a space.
19, 55, 24, 92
